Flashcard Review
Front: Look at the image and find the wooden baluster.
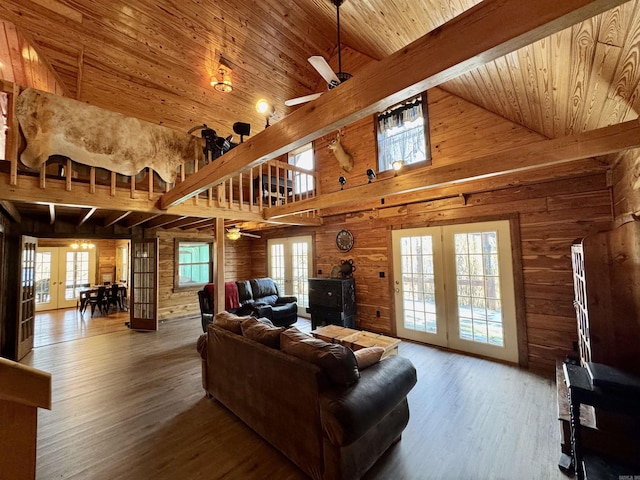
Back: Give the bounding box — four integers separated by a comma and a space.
148, 168, 153, 201
238, 172, 243, 211
66, 158, 72, 191
258, 164, 263, 210
90, 167, 96, 194
39, 160, 46, 189
110, 172, 116, 196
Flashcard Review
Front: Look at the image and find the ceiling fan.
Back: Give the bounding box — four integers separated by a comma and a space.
225, 226, 261, 241
285, 0, 352, 107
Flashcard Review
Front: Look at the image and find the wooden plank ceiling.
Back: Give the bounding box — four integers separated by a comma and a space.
1, 0, 640, 231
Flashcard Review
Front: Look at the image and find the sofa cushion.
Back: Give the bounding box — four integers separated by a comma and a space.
354, 347, 385, 370
281, 328, 359, 386
250, 278, 280, 305
213, 311, 250, 335
236, 280, 253, 305
241, 317, 285, 349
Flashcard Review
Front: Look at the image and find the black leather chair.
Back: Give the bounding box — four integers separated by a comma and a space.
198, 289, 214, 332
247, 278, 298, 327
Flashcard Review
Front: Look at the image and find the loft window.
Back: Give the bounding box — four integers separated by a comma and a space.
288, 142, 314, 195
376, 93, 431, 172
174, 240, 212, 290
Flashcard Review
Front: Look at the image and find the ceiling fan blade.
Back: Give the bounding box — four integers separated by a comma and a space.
284, 92, 324, 107
308, 56, 340, 87
240, 232, 261, 239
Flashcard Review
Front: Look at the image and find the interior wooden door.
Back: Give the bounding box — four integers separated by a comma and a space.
129, 238, 158, 331
17, 235, 37, 360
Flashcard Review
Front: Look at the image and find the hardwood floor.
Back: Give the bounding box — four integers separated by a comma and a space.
34, 307, 130, 348
22, 316, 566, 480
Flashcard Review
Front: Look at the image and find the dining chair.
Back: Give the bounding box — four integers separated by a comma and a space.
106, 283, 122, 313
88, 286, 108, 316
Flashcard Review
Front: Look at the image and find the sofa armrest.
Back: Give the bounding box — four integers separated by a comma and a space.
276, 296, 297, 304
251, 303, 274, 318
319, 355, 417, 446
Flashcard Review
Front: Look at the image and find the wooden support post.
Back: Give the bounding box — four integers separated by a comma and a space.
214, 218, 225, 315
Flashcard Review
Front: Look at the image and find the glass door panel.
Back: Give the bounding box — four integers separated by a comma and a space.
268, 236, 313, 317
444, 221, 518, 362
392, 228, 447, 346
35, 250, 54, 311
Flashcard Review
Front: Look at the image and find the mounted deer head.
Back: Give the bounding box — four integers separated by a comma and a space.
327, 131, 354, 172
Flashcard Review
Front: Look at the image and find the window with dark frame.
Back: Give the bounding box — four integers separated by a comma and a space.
376, 92, 431, 173
174, 239, 213, 289
288, 142, 314, 195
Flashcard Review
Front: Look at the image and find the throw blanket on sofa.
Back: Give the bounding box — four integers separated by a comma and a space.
205, 282, 240, 310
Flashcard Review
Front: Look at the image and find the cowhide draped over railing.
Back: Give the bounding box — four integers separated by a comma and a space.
15, 88, 199, 183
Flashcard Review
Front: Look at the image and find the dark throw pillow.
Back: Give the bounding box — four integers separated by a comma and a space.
280, 327, 359, 386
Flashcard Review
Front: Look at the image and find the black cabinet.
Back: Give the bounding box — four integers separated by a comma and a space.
308, 278, 356, 329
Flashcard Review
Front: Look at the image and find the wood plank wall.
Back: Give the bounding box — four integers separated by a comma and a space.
611, 147, 640, 220
0, 20, 66, 95
37, 238, 117, 285
250, 87, 614, 372
155, 230, 254, 320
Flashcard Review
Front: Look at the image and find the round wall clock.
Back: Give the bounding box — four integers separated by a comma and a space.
336, 229, 354, 252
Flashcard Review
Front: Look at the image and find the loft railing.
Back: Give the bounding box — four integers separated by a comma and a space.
0, 357, 52, 480
0, 81, 317, 216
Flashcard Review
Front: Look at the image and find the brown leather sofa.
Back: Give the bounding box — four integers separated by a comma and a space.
198, 314, 417, 480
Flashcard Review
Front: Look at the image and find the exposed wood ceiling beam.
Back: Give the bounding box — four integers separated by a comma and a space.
145, 215, 187, 229
78, 207, 96, 226
48, 203, 55, 224
194, 219, 217, 231
158, 0, 627, 210
0, 200, 21, 223
103, 211, 131, 228
162, 217, 212, 230
179, 218, 218, 230
123, 212, 162, 228
319, 157, 611, 217
265, 119, 640, 219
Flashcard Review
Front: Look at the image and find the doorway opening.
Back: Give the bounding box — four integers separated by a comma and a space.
34, 238, 131, 347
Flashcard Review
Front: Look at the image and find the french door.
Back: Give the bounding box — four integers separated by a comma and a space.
392, 220, 518, 363
268, 235, 313, 316
129, 238, 158, 331
35, 246, 95, 311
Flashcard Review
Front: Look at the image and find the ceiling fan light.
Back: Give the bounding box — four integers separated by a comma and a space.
212, 65, 233, 93
226, 228, 241, 241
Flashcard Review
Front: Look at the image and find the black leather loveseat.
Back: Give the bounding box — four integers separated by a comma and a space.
198, 277, 298, 331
